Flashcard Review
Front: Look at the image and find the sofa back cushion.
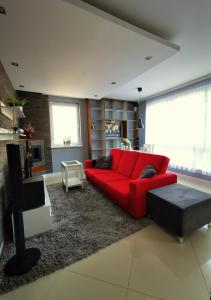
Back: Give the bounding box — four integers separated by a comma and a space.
116, 150, 139, 177
110, 148, 123, 170
131, 153, 170, 179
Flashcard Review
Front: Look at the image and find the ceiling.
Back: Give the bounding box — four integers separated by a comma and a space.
82, 0, 211, 100
0, 0, 179, 100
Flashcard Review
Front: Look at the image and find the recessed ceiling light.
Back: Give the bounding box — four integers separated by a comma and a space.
111, 82, 117, 85
11, 62, 19, 67
145, 56, 152, 61
19, 85, 24, 88
0, 6, 6, 15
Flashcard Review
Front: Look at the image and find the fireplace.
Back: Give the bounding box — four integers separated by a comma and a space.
20, 139, 47, 175
32, 145, 42, 163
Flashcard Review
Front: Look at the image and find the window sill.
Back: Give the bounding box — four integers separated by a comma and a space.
51, 145, 83, 149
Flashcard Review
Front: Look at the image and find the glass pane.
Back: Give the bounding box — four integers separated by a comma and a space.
51, 103, 80, 146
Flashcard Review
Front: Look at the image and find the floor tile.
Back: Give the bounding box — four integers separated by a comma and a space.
66, 233, 136, 287
127, 290, 161, 300
129, 234, 209, 300
194, 247, 211, 292
0, 270, 62, 300
43, 270, 127, 300
190, 226, 211, 250
135, 223, 190, 245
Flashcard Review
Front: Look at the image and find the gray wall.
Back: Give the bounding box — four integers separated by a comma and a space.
49, 96, 88, 172
0, 61, 16, 247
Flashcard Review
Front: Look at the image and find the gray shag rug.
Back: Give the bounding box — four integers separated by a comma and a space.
0, 181, 152, 294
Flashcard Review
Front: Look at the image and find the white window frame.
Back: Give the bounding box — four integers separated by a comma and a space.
49, 101, 82, 148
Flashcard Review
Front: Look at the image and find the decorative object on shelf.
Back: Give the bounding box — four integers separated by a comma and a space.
105, 121, 121, 137
7, 96, 29, 107
91, 122, 96, 130
122, 138, 131, 150
23, 122, 35, 139
133, 105, 138, 120
22, 122, 35, 178
134, 136, 140, 150
137, 117, 144, 129
63, 136, 71, 146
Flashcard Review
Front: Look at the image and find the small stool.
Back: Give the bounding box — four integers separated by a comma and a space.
61, 160, 84, 192
147, 183, 211, 242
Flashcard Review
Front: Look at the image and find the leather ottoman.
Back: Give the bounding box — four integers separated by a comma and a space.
147, 183, 211, 242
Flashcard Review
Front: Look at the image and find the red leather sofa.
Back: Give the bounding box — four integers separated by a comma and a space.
85, 149, 177, 218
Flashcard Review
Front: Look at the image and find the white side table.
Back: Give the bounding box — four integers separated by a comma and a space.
61, 160, 84, 192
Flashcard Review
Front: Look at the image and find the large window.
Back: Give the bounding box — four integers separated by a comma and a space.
50, 102, 81, 147
145, 83, 211, 176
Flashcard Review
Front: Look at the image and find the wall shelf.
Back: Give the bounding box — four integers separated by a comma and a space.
0, 101, 25, 120
0, 128, 15, 141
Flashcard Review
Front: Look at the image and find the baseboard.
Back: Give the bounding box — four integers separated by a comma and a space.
0, 239, 4, 257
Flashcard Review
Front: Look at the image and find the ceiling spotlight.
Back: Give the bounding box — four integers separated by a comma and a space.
19, 85, 24, 88
137, 87, 142, 92
0, 6, 6, 15
11, 62, 19, 67
111, 82, 116, 85
145, 56, 152, 61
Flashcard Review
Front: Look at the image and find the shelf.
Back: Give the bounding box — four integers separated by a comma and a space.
0, 101, 25, 120
93, 129, 105, 131
105, 108, 115, 111
92, 138, 104, 141
0, 127, 15, 141
91, 107, 101, 111
106, 137, 122, 140
92, 148, 105, 151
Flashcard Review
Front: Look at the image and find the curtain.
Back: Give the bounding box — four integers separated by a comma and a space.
145, 83, 211, 176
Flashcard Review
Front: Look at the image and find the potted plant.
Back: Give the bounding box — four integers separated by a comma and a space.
7, 97, 29, 108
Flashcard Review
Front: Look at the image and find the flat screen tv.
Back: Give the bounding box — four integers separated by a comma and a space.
105, 121, 121, 137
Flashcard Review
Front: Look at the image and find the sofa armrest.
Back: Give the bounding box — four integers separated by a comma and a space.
128, 173, 177, 218
85, 160, 93, 168
130, 173, 177, 192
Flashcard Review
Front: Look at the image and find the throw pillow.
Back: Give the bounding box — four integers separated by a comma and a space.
94, 156, 112, 169
140, 164, 157, 178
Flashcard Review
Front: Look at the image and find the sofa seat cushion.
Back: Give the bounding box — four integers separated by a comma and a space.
131, 153, 169, 179
85, 168, 113, 181
93, 171, 128, 191
106, 179, 131, 207
110, 149, 123, 170
116, 150, 139, 177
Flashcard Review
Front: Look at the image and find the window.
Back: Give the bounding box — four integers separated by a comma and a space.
145, 83, 211, 176
50, 102, 81, 147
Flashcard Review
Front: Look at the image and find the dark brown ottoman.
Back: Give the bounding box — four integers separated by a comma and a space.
147, 183, 211, 242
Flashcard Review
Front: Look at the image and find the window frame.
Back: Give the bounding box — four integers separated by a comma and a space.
49, 101, 82, 148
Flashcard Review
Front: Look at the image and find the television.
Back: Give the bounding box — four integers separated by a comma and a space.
105, 121, 121, 137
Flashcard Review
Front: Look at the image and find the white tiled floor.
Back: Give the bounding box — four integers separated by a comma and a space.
1, 173, 211, 300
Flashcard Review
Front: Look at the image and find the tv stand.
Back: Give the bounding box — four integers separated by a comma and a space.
12, 180, 52, 239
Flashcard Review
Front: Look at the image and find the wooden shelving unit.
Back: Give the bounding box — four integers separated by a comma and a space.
87, 98, 138, 159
